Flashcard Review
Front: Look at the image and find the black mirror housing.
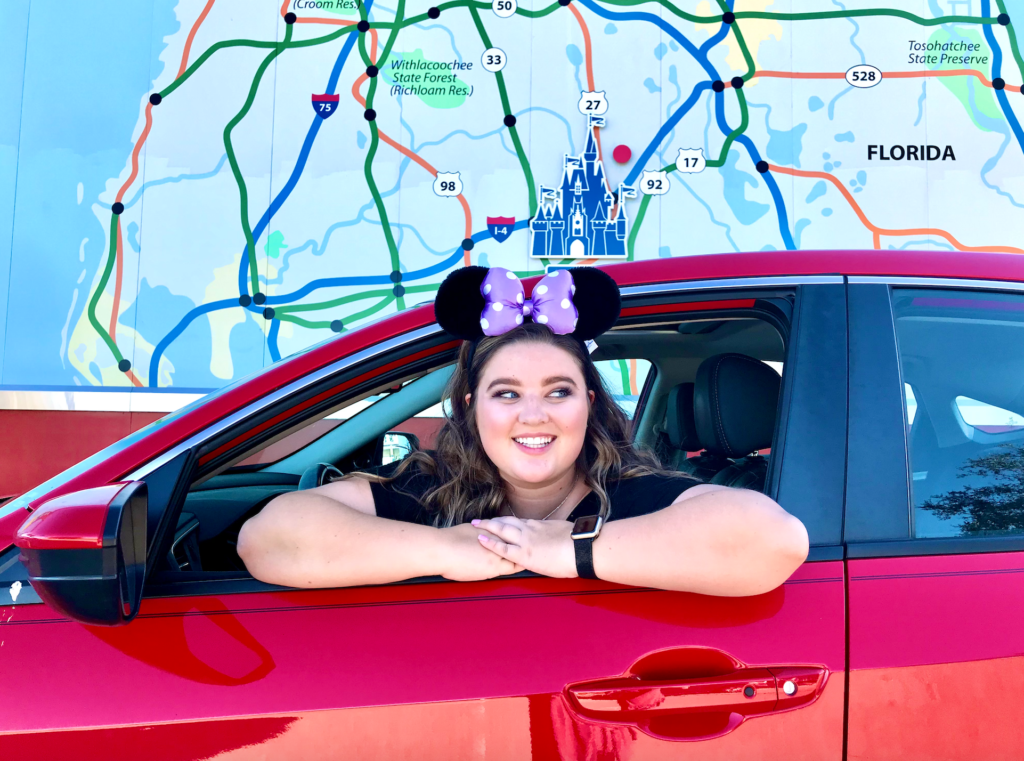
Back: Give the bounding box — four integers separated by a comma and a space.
15, 482, 148, 626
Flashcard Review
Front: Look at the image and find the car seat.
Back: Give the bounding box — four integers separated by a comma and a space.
659, 382, 731, 480
692, 353, 781, 491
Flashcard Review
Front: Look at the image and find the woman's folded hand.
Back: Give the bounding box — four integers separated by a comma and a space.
437, 523, 524, 581
472, 516, 577, 579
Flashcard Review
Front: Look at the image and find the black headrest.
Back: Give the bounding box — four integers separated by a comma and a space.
664, 383, 702, 451
693, 354, 781, 458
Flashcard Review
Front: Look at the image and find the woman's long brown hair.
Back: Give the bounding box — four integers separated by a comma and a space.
348, 322, 666, 526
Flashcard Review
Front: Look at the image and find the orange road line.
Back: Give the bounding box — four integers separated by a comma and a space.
744, 68, 1021, 92
115, 104, 153, 205
108, 1, 213, 388
352, 34, 473, 265
178, 0, 216, 77
628, 358, 638, 395
280, 0, 290, 15
297, 17, 357, 25
567, 3, 613, 198
768, 163, 1024, 254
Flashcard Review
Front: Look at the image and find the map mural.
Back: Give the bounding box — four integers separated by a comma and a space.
1, 0, 1023, 393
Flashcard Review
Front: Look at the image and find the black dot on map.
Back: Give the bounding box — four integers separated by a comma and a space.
357, 19, 370, 32
238, 294, 252, 307
428, 6, 441, 18
998, 13, 1010, 25
559, 0, 571, 6
263, 307, 276, 319
504, 114, 517, 127
393, 284, 406, 297
254, 292, 267, 305
365, 108, 376, 121
462, 238, 475, 250
111, 202, 124, 215
731, 76, 744, 89
722, 11, 735, 23
390, 269, 403, 282
285, 12, 297, 24
331, 320, 344, 332
149, 93, 162, 105
756, 160, 769, 173
118, 359, 131, 372
994, 77, 1006, 90
712, 80, 725, 92
367, 65, 379, 78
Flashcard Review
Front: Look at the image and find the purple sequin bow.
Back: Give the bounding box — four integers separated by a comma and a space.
478, 267, 579, 336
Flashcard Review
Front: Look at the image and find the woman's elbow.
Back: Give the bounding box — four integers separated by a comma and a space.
237, 502, 289, 584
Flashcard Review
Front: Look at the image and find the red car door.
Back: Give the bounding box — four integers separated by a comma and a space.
846, 280, 1024, 759
1, 278, 847, 759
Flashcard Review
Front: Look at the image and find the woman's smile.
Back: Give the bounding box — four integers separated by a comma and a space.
512, 434, 557, 453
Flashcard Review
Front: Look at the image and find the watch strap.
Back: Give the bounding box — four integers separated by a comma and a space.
574, 535, 598, 580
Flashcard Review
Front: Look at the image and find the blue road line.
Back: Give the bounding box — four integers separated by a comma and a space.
149, 298, 239, 384
575, 0, 719, 80
625, 82, 711, 186
262, 220, 531, 356
267, 319, 282, 363
712, 90, 796, 249
122, 154, 228, 210
235, 11, 371, 298
152, 4, 373, 386
982, 0, 1024, 155
607, 0, 794, 249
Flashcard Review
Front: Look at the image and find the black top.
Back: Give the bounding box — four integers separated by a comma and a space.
367, 455, 701, 525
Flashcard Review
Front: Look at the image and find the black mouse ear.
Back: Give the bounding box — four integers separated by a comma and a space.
569, 266, 621, 341
434, 266, 488, 340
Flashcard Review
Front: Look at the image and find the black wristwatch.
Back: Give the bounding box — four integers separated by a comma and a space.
571, 515, 604, 580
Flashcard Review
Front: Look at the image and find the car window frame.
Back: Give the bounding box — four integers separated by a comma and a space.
135, 275, 846, 599
846, 276, 1024, 559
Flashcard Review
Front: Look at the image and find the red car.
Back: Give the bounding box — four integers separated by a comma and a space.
2, 250, 1022, 759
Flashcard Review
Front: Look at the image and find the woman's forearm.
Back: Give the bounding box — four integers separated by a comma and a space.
237, 491, 447, 588
592, 490, 809, 596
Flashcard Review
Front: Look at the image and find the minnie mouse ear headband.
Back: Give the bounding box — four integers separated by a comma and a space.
434, 266, 621, 349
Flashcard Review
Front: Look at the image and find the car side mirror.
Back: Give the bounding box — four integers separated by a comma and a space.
14, 482, 147, 626
377, 431, 420, 466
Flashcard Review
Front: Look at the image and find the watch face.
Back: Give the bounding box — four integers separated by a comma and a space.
572, 515, 602, 539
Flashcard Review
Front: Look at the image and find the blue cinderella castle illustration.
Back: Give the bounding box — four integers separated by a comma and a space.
530, 116, 634, 259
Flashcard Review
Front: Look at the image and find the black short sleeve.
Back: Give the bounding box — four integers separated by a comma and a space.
567, 472, 703, 522
366, 458, 441, 524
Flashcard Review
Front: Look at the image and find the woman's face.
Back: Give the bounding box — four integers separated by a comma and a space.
469, 341, 594, 487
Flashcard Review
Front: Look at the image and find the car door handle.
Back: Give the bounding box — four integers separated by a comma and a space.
567, 668, 779, 717
566, 663, 827, 741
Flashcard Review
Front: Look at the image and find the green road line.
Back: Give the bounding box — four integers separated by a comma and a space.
617, 359, 632, 394
995, 0, 1024, 82
733, 9, 997, 25
279, 294, 396, 329
224, 25, 291, 296
627, 162, 675, 259
401, 0, 560, 25
705, 89, 748, 168
598, 0, 718, 24
469, 5, 538, 217
361, 0, 407, 309
277, 283, 439, 315
626, 194, 651, 261
161, 26, 353, 99
87, 214, 127, 365
714, 0, 756, 81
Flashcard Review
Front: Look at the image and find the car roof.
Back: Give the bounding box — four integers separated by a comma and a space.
4, 249, 1022, 521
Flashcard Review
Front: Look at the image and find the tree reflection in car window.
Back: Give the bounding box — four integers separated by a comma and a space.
893, 289, 1024, 539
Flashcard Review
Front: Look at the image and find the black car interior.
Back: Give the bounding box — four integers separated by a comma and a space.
152, 309, 788, 583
